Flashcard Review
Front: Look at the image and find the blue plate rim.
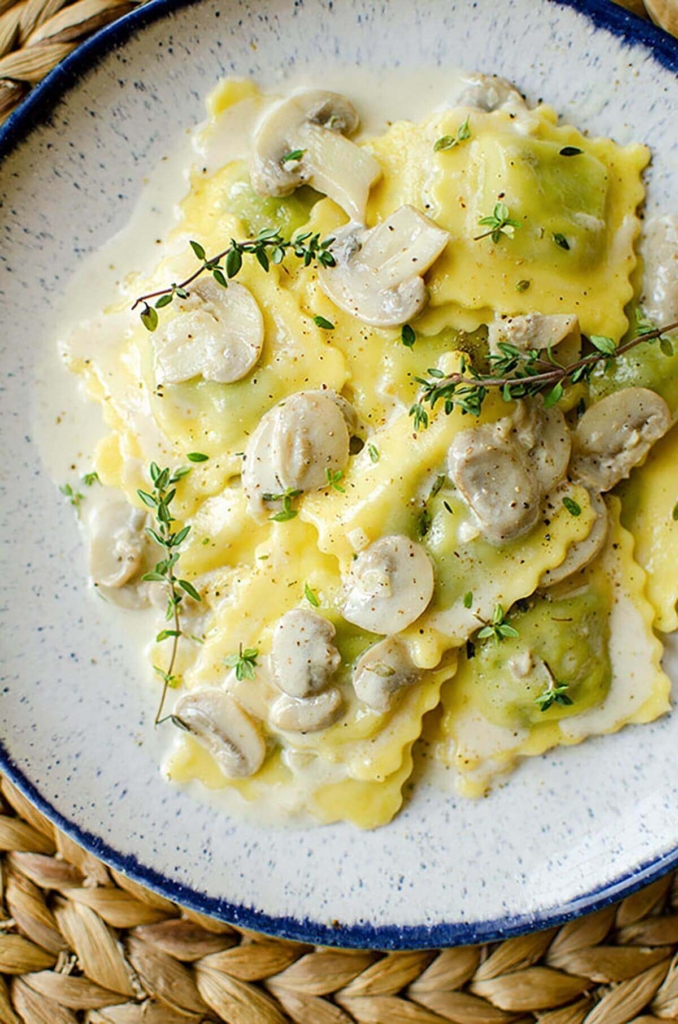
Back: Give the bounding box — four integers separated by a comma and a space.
1, 0, 678, 949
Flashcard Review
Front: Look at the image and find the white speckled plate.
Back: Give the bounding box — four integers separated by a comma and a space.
1, 0, 677, 949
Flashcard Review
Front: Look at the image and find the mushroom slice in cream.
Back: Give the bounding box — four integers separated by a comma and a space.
250, 90, 381, 222
242, 389, 353, 521
501, 400, 572, 494
640, 215, 678, 324
174, 689, 265, 778
353, 637, 420, 713
269, 687, 343, 733
449, 72, 528, 113
448, 424, 541, 545
154, 279, 264, 385
342, 535, 435, 633
488, 313, 581, 365
271, 609, 341, 698
540, 491, 609, 588
571, 387, 672, 492
89, 500, 148, 597
319, 206, 450, 327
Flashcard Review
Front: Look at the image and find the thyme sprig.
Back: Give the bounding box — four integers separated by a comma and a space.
409, 318, 678, 428
225, 644, 259, 681
475, 202, 522, 243
476, 603, 520, 643
137, 462, 201, 725
535, 662, 573, 712
434, 115, 471, 153
133, 229, 336, 331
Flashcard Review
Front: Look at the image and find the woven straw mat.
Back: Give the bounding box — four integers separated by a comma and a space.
2, 0, 678, 1021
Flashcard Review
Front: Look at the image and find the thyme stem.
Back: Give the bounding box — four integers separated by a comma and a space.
131, 229, 336, 330
435, 320, 678, 393
410, 318, 678, 427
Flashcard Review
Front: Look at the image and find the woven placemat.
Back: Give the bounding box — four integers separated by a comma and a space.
1, 772, 678, 1024
2, 0, 678, 1021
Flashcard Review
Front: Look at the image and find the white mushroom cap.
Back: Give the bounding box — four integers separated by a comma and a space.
272, 391, 350, 492
319, 206, 450, 327
571, 387, 672, 492
488, 313, 581, 363
271, 609, 341, 698
540, 491, 609, 588
250, 90, 381, 222
353, 637, 419, 713
448, 424, 541, 546
154, 279, 264, 385
174, 689, 266, 778
450, 72, 528, 114
269, 687, 343, 733
89, 501, 147, 589
242, 389, 354, 521
342, 535, 435, 634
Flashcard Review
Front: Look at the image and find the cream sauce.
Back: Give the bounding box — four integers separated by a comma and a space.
32, 68, 673, 826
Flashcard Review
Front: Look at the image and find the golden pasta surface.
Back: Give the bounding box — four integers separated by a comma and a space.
62, 76, 677, 827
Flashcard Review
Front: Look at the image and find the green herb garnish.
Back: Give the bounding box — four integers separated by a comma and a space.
133, 229, 336, 330
535, 663, 573, 712
225, 644, 259, 681
563, 497, 582, 517
409, 319, 678, 426
60, 483, 85, 509
433, 115, 471, 152
477, 604, 520, 643
326, 468, 345, 492
401, 324, 416, 348
475, 202, 522, 243
138, 462, 200, 725
313, 315, 335, 330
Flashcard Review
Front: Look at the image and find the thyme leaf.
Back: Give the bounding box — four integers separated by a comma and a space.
409, 319, 678, 426
133, 229, 336, 329
139, 463, 200, 726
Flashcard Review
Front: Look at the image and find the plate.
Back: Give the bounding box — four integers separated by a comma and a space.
1, 0, 677, 950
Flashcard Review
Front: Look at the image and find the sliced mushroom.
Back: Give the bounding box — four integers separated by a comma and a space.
270, 609, 341, 698
540, 491, 609, 588
174, 689, 265, 778
250, 90, 381, 222
318, 206, 450, 327
269, 687, 343, 733
342, 535, 435, 633
89, 500, 147, 589
154, 280, 264, 385
353, 637, 419, 713
500, 400, 571, 494
571, 387, 672, 492
448, 424, 541, 545
450, 72, 528, 113
272, 391, 351, 492
242, 389, 354, 521
488, 313, 580, 362
640, 215, 678, 324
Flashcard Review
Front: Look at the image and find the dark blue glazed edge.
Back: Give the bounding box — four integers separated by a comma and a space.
1, 0, 678, 949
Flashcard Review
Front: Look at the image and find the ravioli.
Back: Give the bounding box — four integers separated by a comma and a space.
619, 424, 678, 633
59, 74, 675, 827
366, 105, 648, 341
436, 500, 671, 796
